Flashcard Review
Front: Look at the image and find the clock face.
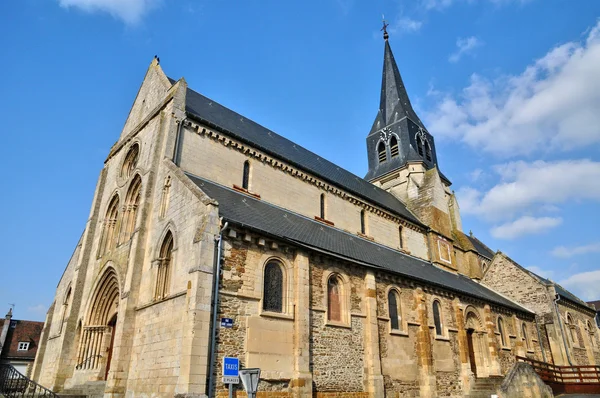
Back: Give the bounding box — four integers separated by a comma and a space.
380, 127, 392, 141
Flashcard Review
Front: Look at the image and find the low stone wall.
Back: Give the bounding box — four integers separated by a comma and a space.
497, 362, 553, 398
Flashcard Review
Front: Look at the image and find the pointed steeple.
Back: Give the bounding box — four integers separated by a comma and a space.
374, 39, 424, 133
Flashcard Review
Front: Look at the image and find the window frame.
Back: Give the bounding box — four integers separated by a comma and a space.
389, 136, 399, 158
387, 288, 404, 333
120, 143, 140, 180
522, 322, 531, 351
242, 160, 250, 190
497, 317, 507, 348
262, 260, 285, 314
154, 230, 174, 301
17, 342, 30, 351
377, 141, 387, 163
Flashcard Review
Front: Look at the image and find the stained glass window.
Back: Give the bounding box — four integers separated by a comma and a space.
433, 301, 443, 336
328, 275, 342, 322
388, 290, 401, 330
263, 262, 283, 313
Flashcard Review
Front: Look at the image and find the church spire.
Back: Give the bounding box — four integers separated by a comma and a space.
375, 37, 425, 132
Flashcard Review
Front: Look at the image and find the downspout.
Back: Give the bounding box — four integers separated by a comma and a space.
207, 220, 229, 398
554, 294, 573, 365
172, 117, 187, 166
534, 316, 547, 362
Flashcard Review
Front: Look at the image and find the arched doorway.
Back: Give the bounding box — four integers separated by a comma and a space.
465, 309, 486, 378
76, 268, 119, 380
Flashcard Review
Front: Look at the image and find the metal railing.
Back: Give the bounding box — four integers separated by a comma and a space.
0, 363, 60, 397
517, 355, 600, 394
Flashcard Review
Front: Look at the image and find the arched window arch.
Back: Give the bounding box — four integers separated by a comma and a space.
587, 320, 596, 348
388, 289, 401, 331
433, 300, 443, 336
377, 141, 387, 163
389, 136, 399, 158
58, 286, 72, 335
119, 175, 141, 244
498, 317, 506, 347
263, 261, 284, 313
360, 210, 366, 235
522, 323, 530, 350
242, 160, 250, 190
154, 231, 173, 300
320, 193, 326, 219
121, 143, 139, 179
327, 274, 343, 322
99, 195, 120, 257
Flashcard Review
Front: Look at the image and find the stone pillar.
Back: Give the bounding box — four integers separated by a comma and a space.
415, 288, 435, 397
453, 300, 472, 388
291, 250, 312, 398
363, 271, 384, 397
484, 305, 501, 375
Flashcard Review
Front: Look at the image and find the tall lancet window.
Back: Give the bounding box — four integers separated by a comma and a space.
417, 138, 424, 157
425, 141, 432, 161
390, 136, 399, 158
99, 195, 120, 257
263, 261, 284, 313
433, 300, 443, 336
320, 194, 326, 219
327, 274, 343, 322
360, 210, 366, 234
155, 231, 173, 300
377, 142, 387, 163
388, 290, 401, 330
242, 160, 250, 190
398, 226, 404, 248
119, 175, 141, 244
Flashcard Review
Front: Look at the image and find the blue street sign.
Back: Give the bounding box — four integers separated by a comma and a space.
222, 357, 239, 384
221, 318, 233, 328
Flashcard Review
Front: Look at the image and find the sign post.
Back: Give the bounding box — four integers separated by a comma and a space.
222, 357, 239, 398
239, 368, 261, 398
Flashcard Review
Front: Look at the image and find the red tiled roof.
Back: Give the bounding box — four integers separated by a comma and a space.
1, 319, 44, 360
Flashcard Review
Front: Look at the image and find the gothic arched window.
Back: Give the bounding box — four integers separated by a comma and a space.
522, 323, 530, 350
417, 138, 424, 157
389, 136, 399, 158
566, 314, 577, 345
377, 142, 387, 163
121, 144, 139, 179
327, 274, 343, 322
263, 261, 284, 313
498, 317, 506, 346
242, 160, 250, 190
433, 300, 443, 336
119, 175, 141, 244
154, 231, 173, 300
388, 290, 401, 331
99, 195, 120, 257
424, 141, 432, 161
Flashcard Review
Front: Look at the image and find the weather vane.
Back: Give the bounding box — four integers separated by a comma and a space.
381, 15, 389, 41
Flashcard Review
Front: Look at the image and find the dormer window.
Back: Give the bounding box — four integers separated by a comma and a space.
18, 342, 30, 351
377, 142, 387, 163
390, 136, 399, 158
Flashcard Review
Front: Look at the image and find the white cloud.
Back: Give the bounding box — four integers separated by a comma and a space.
559, 270, 600, 301
490, 216, 562, 239
552, 242, 600, 258
425, 20, 600, 156
388, 16, 423, 35
422, 0, 530, 11
449, 36, 482, 63
457, 159, 600, 220
57, 0, 160, 24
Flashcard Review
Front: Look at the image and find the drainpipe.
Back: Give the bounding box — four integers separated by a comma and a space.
534, 316, 547, 363
207, 220, 229, 398
172, 117, 187, 166
553, 294, 573, 365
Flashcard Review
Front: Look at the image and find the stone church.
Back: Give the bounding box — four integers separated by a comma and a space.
31, 31, 599, 398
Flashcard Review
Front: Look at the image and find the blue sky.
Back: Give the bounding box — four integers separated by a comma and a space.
1, 0, 599, 321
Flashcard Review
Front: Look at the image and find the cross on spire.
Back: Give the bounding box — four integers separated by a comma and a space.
381, 18, 389, 41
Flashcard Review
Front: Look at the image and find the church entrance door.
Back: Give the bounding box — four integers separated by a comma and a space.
105, 314, 117, 380
467, 328, 478, 377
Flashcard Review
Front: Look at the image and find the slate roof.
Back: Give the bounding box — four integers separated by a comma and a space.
587, 300, 600, 311
0, 318, 44, 360
180, 84, 423, 226
467, 234, 495, 260
186, 173, 532, 315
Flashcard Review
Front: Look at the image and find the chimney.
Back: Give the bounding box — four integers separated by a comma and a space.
0, 308, 13, 353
